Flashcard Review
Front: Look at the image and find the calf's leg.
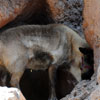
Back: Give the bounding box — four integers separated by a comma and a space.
48, 65, 57, 100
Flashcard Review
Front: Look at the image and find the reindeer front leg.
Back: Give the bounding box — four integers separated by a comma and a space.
10, 71, 24, 88
9, 56, 28, 89
48, 65, 58, 100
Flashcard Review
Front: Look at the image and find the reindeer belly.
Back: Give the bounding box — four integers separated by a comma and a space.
27, 59, 49, 70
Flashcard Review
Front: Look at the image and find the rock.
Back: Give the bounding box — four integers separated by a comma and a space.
0, 0, 83, 37
61, 74, 97, 100
57, 0, 83, 36
90, 85, 100, 100
0, 86, 26, 100
83, 0, 100, 85
0, 0, 64, 28
0, 0, 30, 28
47, 0, 65, 20
83, 0, 100, 49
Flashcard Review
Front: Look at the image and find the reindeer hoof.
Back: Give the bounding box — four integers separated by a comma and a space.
48, 97, 58, 100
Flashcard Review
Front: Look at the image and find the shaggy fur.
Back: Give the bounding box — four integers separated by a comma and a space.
0, 24, 89, 100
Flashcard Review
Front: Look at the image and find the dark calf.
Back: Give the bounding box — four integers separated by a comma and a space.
79, 48, 94, 80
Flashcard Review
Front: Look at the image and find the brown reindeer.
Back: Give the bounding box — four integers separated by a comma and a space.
0, 24, 89, 100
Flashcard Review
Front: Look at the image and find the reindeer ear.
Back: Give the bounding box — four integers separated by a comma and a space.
79, 47, 93, 55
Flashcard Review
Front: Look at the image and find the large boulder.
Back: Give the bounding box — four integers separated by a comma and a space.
83, 0, 100, 49
0, 0, 30, 28
57, 0, 83, 36
61, 74, 97, 100
83, 0, 100, 84
0, 86, 26, 100
0, 0, 83, 36
0, 0, 64, 28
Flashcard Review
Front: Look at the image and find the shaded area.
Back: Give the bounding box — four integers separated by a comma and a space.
0, 0, 55, 33
20, 68, 77, 100
79, 48, 94, 80
0, 0, 55, 29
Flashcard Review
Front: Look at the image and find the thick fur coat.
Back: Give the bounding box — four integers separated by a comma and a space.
0, 24, 89, 100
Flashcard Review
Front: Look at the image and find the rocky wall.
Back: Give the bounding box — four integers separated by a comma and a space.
0, 0, 84, 37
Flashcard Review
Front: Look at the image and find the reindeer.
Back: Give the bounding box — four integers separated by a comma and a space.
0, 24, 89, 100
